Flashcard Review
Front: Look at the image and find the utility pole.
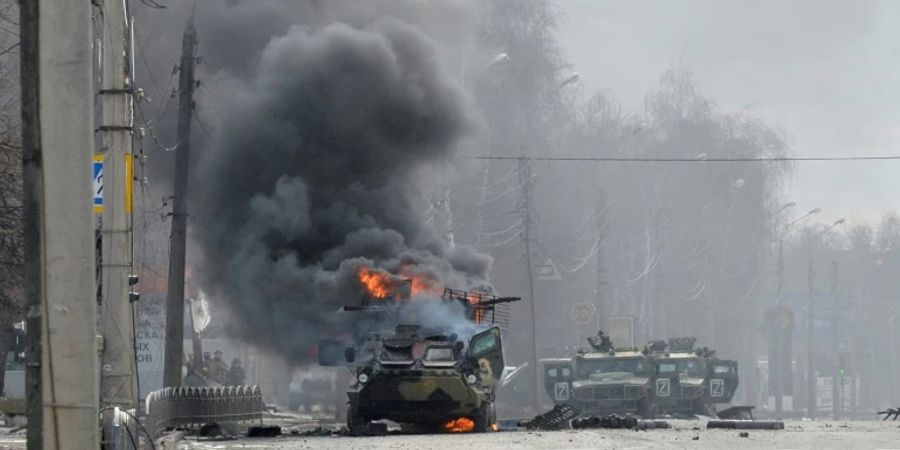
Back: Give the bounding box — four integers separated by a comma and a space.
163, 19, 197, 388
21, 0, 99, 447
806, 255, 815, 419
518, 157, 540, 411
831, 261, 839, 419
99, 0, 138, 409
474, 159, 490, 249
774, 237, 785, 416
891, 296, 897, 407
594, 193, 608, 329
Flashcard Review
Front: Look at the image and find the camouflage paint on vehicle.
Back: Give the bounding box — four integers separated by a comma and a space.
346, 325, 503, 434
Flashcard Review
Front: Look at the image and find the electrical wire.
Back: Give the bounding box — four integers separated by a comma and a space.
0, 42, 18, 57
139, 0, 166, 10
482, 228, 525, 247
99, 407, 157, 450
136, 100, 178, 152
476, 219, 524, 237
474, 155, 900, 162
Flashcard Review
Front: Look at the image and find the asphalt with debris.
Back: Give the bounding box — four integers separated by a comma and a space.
175, 420, 900, 450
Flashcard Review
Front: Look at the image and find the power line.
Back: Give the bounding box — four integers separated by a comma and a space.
0, 42, 18, 57
474, 155, 900, 163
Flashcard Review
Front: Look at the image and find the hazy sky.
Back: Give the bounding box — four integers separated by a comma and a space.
558, 0, 900, 226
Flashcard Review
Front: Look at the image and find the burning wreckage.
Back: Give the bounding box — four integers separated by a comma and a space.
318, 268, 520, 435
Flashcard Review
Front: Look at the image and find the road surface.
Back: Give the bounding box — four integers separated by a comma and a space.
175, 420, 900, 449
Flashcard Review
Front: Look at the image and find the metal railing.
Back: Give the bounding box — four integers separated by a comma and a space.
145, 385, 264, 438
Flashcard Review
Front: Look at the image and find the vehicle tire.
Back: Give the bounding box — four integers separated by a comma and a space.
638, 397, 654, 419
691, 399, 710, 417
473, 404, 491, 433
346, 401, 368, 436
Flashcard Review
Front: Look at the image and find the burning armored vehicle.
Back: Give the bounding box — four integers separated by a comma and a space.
344, 323, 504, 434
319, 273, 519, 434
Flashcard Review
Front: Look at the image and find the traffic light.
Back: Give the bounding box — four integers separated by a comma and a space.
838, 352, 849, 376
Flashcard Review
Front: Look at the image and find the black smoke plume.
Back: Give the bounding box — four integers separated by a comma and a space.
194, 19, 492, 362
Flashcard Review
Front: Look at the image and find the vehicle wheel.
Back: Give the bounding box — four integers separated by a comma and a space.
346, 401, 368, 436
691, 399, 710, 417
473, 404, 491, 433
638, 398, 655, 419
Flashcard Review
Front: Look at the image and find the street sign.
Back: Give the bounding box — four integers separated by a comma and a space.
93, 154, 103, 213
570, 302, 596, 326
607, 316, 636, 348
535, 258, 562, 281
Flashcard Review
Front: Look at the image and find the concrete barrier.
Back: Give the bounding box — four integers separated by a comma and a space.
145, 385, 264, 438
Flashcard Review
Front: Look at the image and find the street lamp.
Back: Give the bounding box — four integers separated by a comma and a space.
486, 52, 510, 69
774, 206, 820, 417
560, 72, 580, 88
806, 218, 844, 420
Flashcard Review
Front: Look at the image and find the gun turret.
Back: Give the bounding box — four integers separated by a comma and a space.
667, 337, 697, 353
587, 330, 614, 352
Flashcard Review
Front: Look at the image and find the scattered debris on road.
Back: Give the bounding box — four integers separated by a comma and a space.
878, 408, 900, 420
571, 414, 670, 430
522, 404, 580, 430
247, 425, 282, 438
707, 420, 784, 430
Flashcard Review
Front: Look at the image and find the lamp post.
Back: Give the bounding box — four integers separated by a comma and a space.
806, 218, 844, 419
773, 206, 819, 416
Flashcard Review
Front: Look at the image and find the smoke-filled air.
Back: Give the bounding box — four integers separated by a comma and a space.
193, 19, 493, 361
112, 0, 900, 420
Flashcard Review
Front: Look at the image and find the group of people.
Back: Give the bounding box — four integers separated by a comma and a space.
184, 349, 246, 386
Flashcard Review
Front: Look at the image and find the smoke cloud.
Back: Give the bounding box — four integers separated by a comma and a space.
194, 18, 492, 362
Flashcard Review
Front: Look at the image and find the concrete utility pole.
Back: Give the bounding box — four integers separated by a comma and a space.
773, 207, 820, 416
594, 193, 608, 329
164, 19, 197, 388
773, 237, 785, 416
99, 0, 138, 409
518, 157, 540, 411
21, 0, 99, 447
831, 261, 839, 420
806, 255, 815, 419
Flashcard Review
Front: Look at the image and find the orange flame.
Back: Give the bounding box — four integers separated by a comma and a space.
400, 264, 443, 297
444, 417, 475, 433
358, 268, 393, 299
490, 423, 499, 432
466, 292, 486, 324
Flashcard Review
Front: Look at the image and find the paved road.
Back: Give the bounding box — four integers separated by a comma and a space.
177, 420, 900, 450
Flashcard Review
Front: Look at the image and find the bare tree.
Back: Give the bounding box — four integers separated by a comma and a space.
0, 0, 21, 397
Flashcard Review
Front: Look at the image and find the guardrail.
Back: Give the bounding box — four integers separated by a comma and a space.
145, 385, 264, 438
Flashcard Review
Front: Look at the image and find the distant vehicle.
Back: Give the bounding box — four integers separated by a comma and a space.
647, 337, 739, 417
542, 331, 653, 417
542, 332, 741, 419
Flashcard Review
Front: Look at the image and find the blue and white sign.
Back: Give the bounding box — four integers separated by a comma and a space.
93, 154, 103, 213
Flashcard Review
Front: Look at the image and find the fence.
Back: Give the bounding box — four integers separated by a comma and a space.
145, 385, 265, 438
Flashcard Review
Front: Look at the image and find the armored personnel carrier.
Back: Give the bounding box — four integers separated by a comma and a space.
319, 284, 519, 434
344, 324, 504, 434
543, 331, 653, 418
647, 338, 739, 417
